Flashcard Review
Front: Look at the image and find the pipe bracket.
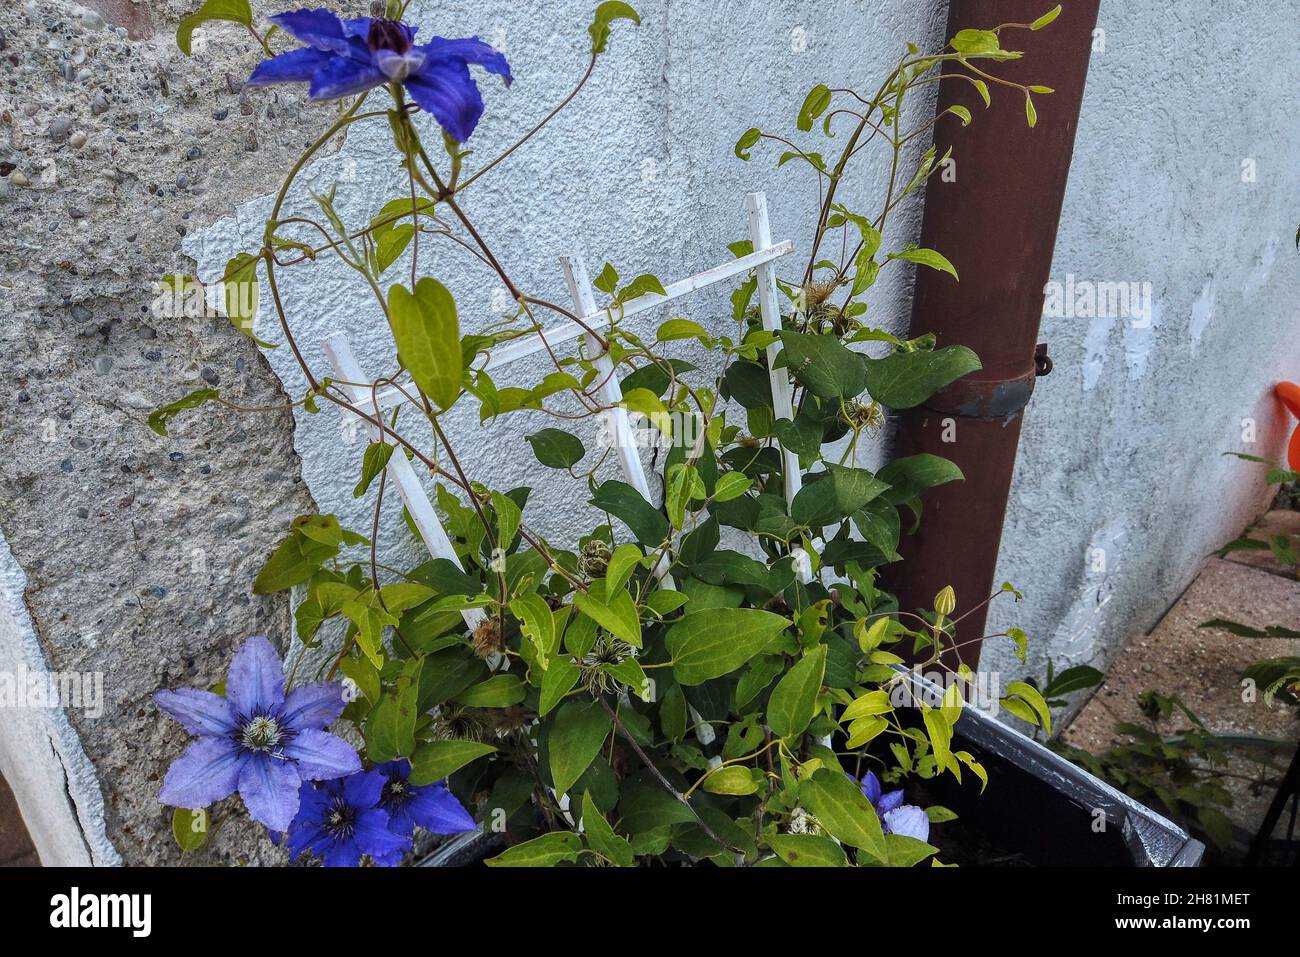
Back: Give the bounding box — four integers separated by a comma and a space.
923, 342, 1051, 419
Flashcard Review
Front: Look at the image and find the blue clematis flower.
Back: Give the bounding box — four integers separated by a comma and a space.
375, 759, 476, 849
247, 8, 511, 142
285, 771, 411, 867
848, 771, 931, 843
155, 635, 360, 832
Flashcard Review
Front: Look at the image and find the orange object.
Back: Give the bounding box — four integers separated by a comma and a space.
1276, 381, 1300, 419
1277, 382, 1300, 471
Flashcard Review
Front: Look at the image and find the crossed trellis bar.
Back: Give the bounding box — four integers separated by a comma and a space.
323, 191, 800, 630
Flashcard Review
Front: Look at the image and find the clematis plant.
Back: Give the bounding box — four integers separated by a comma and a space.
155, 0, 1063, 866
248, 8, 511, 142
285, 771, 411, 867
155, 636, 360, 832
850, 771, 930, 843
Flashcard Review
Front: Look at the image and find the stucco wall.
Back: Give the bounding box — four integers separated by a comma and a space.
2, 0, 1296, 861
189, 0, 947, 566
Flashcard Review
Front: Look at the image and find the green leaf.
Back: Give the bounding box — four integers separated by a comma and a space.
590, 480, 670, 547
604, 543, 643, 594
657, 318, 710, 342
922, 706, 952, 769
376, 223, 415, 273
1006, 680, 1052, 735
797, 84, 832, 132
221, 252, 271, 347
527, 428, 585, 469
778, 330, 868, 400
549, 698, 612, 797
885, 834, 939, 867
876, 453, 964, 503
665, 608, 790, 685
616, 274, 668, 303
485, 831, 584, 867
735, 127, 761, 160
491, 490, 522, 550
364, 658, 422, 761
767, 645, 827, 738
588, 1, 641, 55
353, 442, 395, 497
253, 531, 335, 595
950, 28, 1000, 55
387, 277, 461, 411
1009, 627, 1028, 664
409, 739, 497, 786
800, 768, 887, 862
172, 807, 210, 853
513, 591, 558, 670
713, 472, 753, 503
791, 464, 890, 527
1025, 93, 1038, 129
582, 791, 634, 866
618, 785, 696, 833
1042, 664, 1105, 697
1197, 806, 1233, 850
177, 0, 252, 56
455, 674, 526, 707
573, 589, 642, 649
864, 345, 981, 410
539, 655, 581, 715
887, 247, 959, 281
148, 388, 221, 437
701, 766, 759, 796
1031, 5, 1062, 30
768, 833, 846, 867
593, 262, 619, 294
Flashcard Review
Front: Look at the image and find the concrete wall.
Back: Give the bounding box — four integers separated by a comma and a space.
1, 0, 1296, 861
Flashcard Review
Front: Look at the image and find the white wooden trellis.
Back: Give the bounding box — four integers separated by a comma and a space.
322, 191, 802, 748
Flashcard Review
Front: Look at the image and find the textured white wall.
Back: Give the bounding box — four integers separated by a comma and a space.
0, 529, 118, 865
190, 0, 1300, 703
189, 0, 945, 561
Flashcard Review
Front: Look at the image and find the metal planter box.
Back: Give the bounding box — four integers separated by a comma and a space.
900, 671, 1204, 867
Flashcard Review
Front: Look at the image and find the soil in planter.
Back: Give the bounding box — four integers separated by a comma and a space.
910, 779, 1033, 867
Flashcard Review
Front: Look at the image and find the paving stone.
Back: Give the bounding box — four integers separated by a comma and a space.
1063, 557, 1300, 841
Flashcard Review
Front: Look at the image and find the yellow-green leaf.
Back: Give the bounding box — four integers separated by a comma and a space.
172, 807, 210, 852
701, 766, 759, 796
485, 831, 583, 867
387, 277, 461, 411
800, 768, 887, 863
177, 0, 252, 56
767, 645, 826, 738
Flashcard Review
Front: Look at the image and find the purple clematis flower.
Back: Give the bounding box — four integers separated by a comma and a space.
154, 635, 360, 832
285, 770, 411, 867
247, 8, 511, 142
849, 770, 931, 843
375, 760, 476, 844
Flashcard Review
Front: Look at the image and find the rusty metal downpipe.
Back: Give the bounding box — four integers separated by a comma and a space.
889, 0, 1100, 669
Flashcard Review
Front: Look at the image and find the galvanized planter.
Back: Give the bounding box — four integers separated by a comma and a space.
417, 672, 1204, 868
897, 671, 1204, 867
